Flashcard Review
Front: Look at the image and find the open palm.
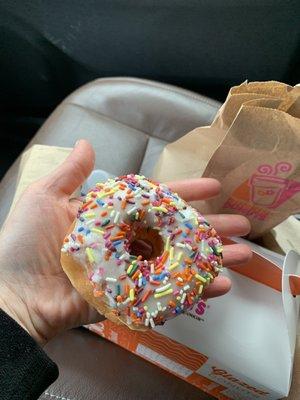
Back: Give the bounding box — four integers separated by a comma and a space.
0, 140, 251, 344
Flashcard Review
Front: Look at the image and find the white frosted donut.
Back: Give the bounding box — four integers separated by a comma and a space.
61, 174, 223, 330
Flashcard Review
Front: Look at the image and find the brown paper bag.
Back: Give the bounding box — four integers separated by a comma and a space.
153, 82, 300, 238
211, 80, 293, 130
153, 81, 293, 183
203, 100, 300, 238
153, 126, 225, 182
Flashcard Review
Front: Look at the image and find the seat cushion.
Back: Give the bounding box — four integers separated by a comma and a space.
0, 77, 220, 227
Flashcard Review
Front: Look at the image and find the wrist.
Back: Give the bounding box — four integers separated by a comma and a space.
0, 285, 46, 345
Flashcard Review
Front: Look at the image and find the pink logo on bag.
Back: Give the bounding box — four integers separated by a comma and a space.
223, 160, 300, 220
249, 162, 300, 208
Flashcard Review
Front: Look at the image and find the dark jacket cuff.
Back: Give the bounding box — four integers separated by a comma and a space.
0, 309, 59, 400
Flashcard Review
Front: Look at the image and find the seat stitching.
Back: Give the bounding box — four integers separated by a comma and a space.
66, 102, 204, 143
65, 102, 151, 173
137, 136, 169, 175
66, 102, 158, 139
136, 135, 151, 174
44, 391, 75, 400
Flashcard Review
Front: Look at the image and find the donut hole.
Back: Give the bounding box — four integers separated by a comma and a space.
128, 227, 164, 261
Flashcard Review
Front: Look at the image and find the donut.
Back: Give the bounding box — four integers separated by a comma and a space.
61, 174, 223, 330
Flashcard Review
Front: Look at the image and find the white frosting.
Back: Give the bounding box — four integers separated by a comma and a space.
62, 174, 222, 327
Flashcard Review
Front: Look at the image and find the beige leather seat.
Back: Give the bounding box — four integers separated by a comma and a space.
0, 78, 220, 399
0, 78, 220, 227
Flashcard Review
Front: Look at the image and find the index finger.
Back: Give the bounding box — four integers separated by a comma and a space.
166, 178, 221, 202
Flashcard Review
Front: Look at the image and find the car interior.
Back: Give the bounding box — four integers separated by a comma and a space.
1, 2, 300, 400
1, 1, 299, 179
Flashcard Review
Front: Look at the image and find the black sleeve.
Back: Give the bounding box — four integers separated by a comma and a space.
0, 309, 59, 400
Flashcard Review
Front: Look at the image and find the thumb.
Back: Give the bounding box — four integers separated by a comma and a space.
43, 139, 95, 195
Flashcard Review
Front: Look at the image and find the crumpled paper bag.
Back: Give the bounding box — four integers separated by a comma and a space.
153, 81, 300, 239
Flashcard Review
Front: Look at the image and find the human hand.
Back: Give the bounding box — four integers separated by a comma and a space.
0, 140, 99, 344
0, 140, 251, 345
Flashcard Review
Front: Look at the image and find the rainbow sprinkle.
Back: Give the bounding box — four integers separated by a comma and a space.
62, 174, 223, 329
